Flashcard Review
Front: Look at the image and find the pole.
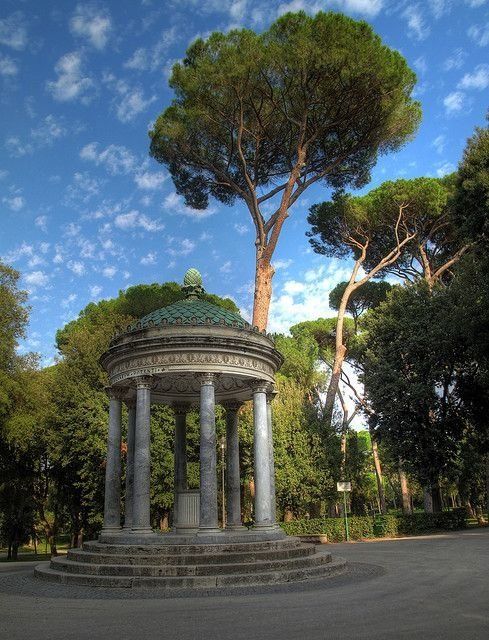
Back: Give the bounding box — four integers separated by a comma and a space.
221, 438, 226, 528
343, 490, 349, 542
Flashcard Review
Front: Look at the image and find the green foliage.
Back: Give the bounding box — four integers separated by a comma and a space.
281, 515, 374, 541
290, 317, 356, 363
361, 282, 465, 486
282, 509, 467, 540
150, 11, 420, 211
307, 178, 450, 275
0, 262, 29, 374
329, 280, 392, 331
454, 121, 489, 242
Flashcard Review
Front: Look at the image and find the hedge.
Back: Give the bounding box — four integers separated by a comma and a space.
280, 508, 467, 541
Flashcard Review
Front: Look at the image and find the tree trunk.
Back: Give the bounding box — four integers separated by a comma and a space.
12, 541, 19, 561
423, 485, 434, 513
371, 438, 386, 515
486, 451, 489, 523
399, 462, 412, 515
252, 252, 274, 331
283, 508, 294, 522
323, 280, 356, 427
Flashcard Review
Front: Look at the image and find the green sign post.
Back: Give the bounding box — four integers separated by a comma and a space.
337, 481, 351, 542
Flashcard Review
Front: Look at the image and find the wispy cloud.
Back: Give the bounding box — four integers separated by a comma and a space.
0, 53, 18, 76
124, 27, 178, 71
0, 12, 27, 50
468, 21, 489, 46
114, 210, 165, 232
458, 64, 489, 90
443, 90, 465, 114
46, 51, 94, 103
70, 4, 112, 50
163, 192, 216, 220
402, 5, 430, 40
80, 142, 137, 175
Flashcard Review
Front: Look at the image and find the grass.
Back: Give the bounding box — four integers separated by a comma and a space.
0, 534, 70, 562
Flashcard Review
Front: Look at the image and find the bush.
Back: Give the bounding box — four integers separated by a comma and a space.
281, 508, 467, 541
280, 515, 374, 541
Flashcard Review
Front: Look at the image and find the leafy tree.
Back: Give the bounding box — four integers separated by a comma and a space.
361, 282, 466, 511
307, 175, 475, 429
454, 120, 489, 243
149, 10, 421, 330
329, 280, 392, 333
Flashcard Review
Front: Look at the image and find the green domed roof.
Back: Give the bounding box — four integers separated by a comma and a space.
131, 298, 250, 330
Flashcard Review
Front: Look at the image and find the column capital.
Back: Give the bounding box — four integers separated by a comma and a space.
249, 379, 272, 394
105, 386, 128, 401
173, 402, 190, 416
222, 400, 244, 414
195, 372, 218, 386
266, 386, 278, 403
134, 376, 153, 389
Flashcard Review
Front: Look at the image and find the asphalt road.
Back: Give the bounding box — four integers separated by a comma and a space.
0, 528, 487, 640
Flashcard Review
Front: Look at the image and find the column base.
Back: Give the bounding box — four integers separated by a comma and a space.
100, 527, 122, 536
225, 523, 248, 532
197, 527, 224, 536
131, 527, 154, 535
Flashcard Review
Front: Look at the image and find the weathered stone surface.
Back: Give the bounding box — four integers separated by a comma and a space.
35, 538, 345, 590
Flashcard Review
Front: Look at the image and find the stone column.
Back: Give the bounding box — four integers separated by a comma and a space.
224, 402, 245, 530
101, 388, 124, 535
251, 380, 274, 529
173, 403, 188, 529
197, 373, 221, 534
266, 387, 277, 524
132, 376, 153, 535
123, 398, 136, 530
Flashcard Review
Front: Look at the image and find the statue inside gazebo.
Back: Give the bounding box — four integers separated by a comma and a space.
36, 269, 345, 588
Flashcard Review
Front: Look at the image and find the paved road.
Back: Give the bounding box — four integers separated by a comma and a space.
0, 528, 487, 640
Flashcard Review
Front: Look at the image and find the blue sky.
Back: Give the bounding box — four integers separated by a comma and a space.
1, 0, 488, 367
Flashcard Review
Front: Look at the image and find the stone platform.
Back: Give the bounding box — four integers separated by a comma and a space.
34, 537, 346, 589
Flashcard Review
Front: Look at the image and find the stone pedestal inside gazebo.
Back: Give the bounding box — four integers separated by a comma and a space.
35, 269, 346, 589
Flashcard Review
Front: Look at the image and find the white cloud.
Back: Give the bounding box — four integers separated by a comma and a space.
70, 4, 112, 49
24, 271, 49, 288
134, 171, 167, 190
3, 195, 25, 211
458, 64, 489, 90
117, 89, 156, 123
28, 254, 45, 268
167, 238, 196, 257
431, 135, 445, 154
89, 284, 103, 298
46, 51, 94, 103
429, 0, 451, 19
5, 136, 33, 157
465, 0, 488, 6
402, 5, 430, 40
413, 56, 427, 75
2, 242, 34, 263
220, 260, 232, 273
268, 261, 353, 334
67, 260, 86, 276
0, 12, 27, 50
31, 114, 68, 147
274, 259, 292, 271
39, 242, 50, 254
124, 27, 178, 71
61, 293, 78, 307
163, 191, 216, 220
436, 161, 456, 177
35, 215, 48, 232
64, 172, 101, 206
80, 142, 137, 175
443, 48, 467, 71
0, 53, 18, 76
140, 252, 157, 265
468, 22, 489, 46
114, 210, 165, 232
102, 265, 117, 278
234, 222, 249, 235
443, 91, 465, 114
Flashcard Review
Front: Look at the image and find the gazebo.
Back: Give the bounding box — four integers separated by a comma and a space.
35, 270, 345, 588
99, 267, 283, 543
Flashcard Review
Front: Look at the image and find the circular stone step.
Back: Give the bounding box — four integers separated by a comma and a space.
34, 538, 346, 589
